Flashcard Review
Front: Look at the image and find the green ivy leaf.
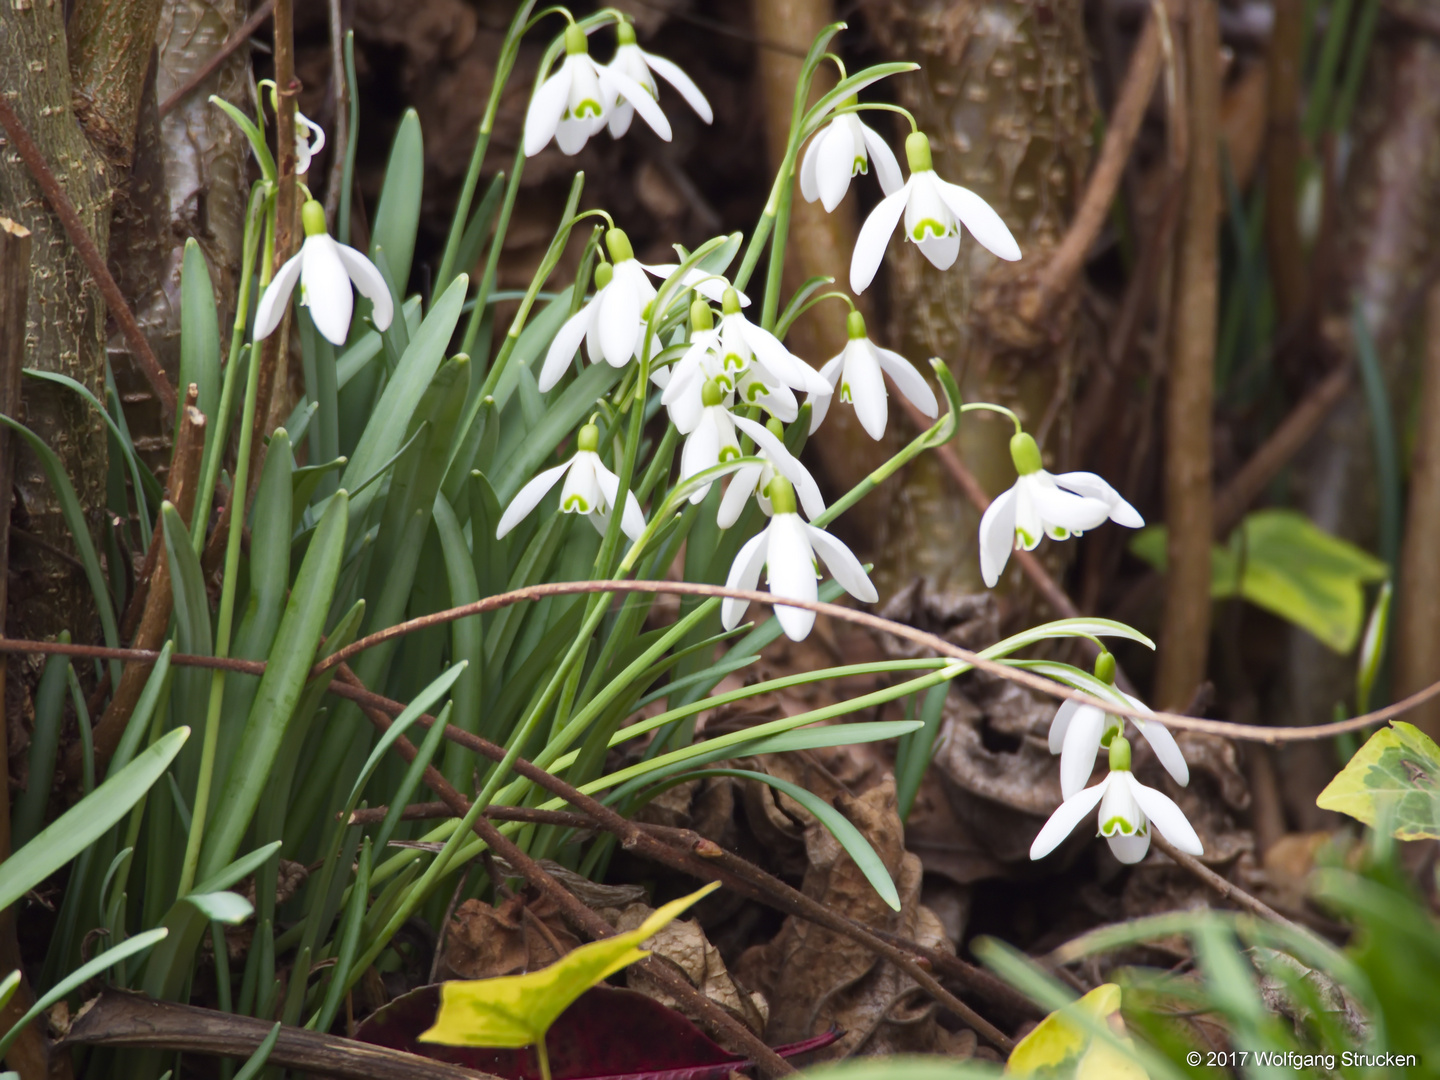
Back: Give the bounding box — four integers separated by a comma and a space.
1316, 722, 1440, 840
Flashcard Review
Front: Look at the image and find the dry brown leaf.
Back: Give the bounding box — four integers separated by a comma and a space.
436, 893, 582, 981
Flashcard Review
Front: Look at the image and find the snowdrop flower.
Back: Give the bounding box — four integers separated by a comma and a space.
809, 310, 937, 440
978, 432, 1143, 588
717, 416, 824, 528
701, 288, 829, 398
495, 423, 645, 541
525, 23, 672, 157
851, 131, 1022, 294
539, 229, 660, 391
295, 111, 326, 174
1030, 737, 1204, 865
604, 21, 713, 138
663, 297, 799, 430
722, 477, 878, 641
255, 200, 394, 346
677, 381, 796, 504
1049, 652, 1189, 799
800, 106, 902, 213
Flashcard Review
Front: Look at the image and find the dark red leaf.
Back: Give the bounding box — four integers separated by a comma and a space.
355, 984, 838, 1080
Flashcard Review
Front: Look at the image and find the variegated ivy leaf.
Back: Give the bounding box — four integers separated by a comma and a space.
1317, 722, 1440, 840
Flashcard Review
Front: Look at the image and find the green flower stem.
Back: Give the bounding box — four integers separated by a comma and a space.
434, 1, 537, 292
459, 145, 525, 363
175, 242, 272, 901
830, 100, 918, 131
192, 184, 268, 554
958, 401, 1023, 432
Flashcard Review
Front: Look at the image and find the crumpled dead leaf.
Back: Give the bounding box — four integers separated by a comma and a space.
612, 905, 769, 1035
436, 893, 583, 981
734, 776, 957, 1058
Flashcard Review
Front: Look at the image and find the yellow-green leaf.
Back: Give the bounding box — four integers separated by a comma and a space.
419, 882, 719, 1048
1006, 983, 1147, 1079
1316, 722, 1440, 840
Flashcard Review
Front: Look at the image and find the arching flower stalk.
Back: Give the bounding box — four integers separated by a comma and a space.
800, 104, 902, 212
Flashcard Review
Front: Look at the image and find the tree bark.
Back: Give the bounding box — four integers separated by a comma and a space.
859, 0, 1098, 608
0, 0, 113, 650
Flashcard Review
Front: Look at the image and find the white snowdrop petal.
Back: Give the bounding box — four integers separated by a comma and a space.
1030, 779, 1108, 861
555, 115, 600, 155
730, 415, 824, 521
592, 459, 646, 540
253, 251, 304, 340
740, 321, 830, 395
1049, 700, 1081, 754
524, 65, 573, 156
859, 121, 903, 195
1106, 831, 1152, 864
934, 178, 1022, 262
641, 49, 713, 123
875, 347, 939, 418
806, 524, 878, 604
844, 342, 889, 441
597, 278, 641, 367
978, 485, 1018, 587
1060, 705, 1107, 800
1013, 479, 1045, 551
1126, 774, 1204, 856
816, 122, 856, 212
1053, 471, 1144, 527
717, 464, 763, 529
334, 244, 394, 332
766, 515, 819, 641
1027, 481, 1112, 535
722, 529, 770, 630
539, 305, 597, 392
301, 235, 355, 345
560, 453, 602, 513
850, 186, 908, 294
496, 461, 570, 538
605, 66, 673, 141
1134, 715, 1190, 788
607, 100, 636, 138
916, 231, 961, 270
799, 133, 822, 204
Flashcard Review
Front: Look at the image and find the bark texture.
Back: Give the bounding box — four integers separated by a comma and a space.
0, 0, 113, 649
859, 0, 1097, 605
1282, 32, 1440, 819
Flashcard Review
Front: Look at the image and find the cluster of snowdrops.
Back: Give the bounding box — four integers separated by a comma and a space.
244, 12, 1204, 870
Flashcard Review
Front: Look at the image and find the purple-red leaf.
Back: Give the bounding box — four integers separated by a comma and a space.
356, 984, 837, 1080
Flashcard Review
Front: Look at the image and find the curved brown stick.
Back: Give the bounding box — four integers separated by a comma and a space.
2, 579, 1436, 742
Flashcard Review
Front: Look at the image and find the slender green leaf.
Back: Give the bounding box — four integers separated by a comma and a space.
369, 109, 424, 295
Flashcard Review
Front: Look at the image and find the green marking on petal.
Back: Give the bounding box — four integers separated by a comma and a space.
1015, 526, 1037, 547
719, 445, 741, 463
563, 495, 590, 513
574, 99, 603, 119
910, 218, 948, 241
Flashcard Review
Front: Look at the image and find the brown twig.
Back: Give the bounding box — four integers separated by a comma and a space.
332, 664, 796, 1076
1150, 834, 1304, 934
0, 96, 175, 419
5, 580, 1438, 742
1019, 13, 1164, 324
1264, 0, 1309, 322
157, 0, 277, 116
1156, 0, 1220, 710
1211, 364, 1352, 534
62, 988, 491, 1079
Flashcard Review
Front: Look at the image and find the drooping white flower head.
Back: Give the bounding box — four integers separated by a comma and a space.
978, 432, 1143, 588
295, 111, 327, 175
716, 415, 825, 528
495, 423, 646, 541
851, 131, 1022, 294
800, 108, 902, 213
254, 200, 394, 346
663, 295, 799, 432
1030, 737, 1204, 865
525, 23, 673, 157
809, 310, 937, 440
1048, 652, 1189, 799
539, 229, 660, 391
604, 21, 713, 139
707, 288, 831, 398
722, 477, 878, 641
